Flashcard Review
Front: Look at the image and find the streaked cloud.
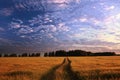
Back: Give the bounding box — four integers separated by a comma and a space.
0, 27, 5, 31
0, 8, 13, 16
105, 5, 115, 11
10, 22, 21, 29
0, 38, 12, 46
18, 27, 33, 34
79, 17, 88, 22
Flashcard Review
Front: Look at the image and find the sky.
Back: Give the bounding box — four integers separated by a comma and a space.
0, 0, 120, 54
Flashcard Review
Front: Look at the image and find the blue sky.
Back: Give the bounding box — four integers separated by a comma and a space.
0, 0, 120, 53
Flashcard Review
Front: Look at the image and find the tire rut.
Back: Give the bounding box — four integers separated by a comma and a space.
40, 58, 81, 80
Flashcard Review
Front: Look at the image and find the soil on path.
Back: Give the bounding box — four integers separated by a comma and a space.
40, 58, 81, 80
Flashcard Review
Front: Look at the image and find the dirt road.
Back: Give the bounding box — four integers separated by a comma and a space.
40, 58, 80, 80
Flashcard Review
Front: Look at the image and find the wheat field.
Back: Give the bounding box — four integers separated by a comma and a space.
0, 56, 120, 80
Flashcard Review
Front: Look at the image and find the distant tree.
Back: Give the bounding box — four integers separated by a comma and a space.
4, 54, 9, 57
117, 54, 120, 56
21, 53, 28, 57
18, 54, 21, 57
67, 50, 87, 56
75, 50, 87, 56
44, 53, 48, 57
87, 52, 93, 56
48, 52, 54, 57
43, 49, 116, 57
30, 53, 35, 57
28, 53, 31, 57
35, 53, 41, 57
55, 50, 66, 56
93, 52, 116, 56
51, 52, 55, 56
0, 54, 2, 57
48, 52, 52, 57
9, 53, 17, 57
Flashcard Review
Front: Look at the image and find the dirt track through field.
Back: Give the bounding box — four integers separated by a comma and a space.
40, 58, 81, 80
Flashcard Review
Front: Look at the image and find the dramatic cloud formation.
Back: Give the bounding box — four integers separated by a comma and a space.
0, 0, 120, 53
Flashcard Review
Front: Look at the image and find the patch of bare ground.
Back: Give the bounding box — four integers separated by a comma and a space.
40, 58, 81, 80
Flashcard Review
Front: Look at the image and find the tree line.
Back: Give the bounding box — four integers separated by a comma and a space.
44, 50, 116, 57
0, 53, 41, 57
0, 49, 116, 57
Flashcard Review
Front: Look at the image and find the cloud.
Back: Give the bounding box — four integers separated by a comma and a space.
79, 17, 88, 22
18, 26, 34, 34
73, 39, 117, 47
0, 45, 44, 53
58, 23, 70, 32
49, 25, 57, 32
5, 0, 120, 54
15, 3, 26, 10
13, 0, 82, 12
0, 27, 5, 31
9, 15, 70, 44
13, 0, 70, 11
105, 5, 115, 11
0, 38, 12, 46
47, 33, 54, 39
12, 18, 23, 24
0, 8, 13, 16
14, 0, 44, 11
50, 0, 68, 3
58, 42, 114, 53
10, 22, 21, 29
97, 13, 120, 43
28, 14, 53, 26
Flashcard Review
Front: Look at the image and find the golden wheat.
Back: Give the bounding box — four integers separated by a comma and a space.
0, 56, 120, 80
